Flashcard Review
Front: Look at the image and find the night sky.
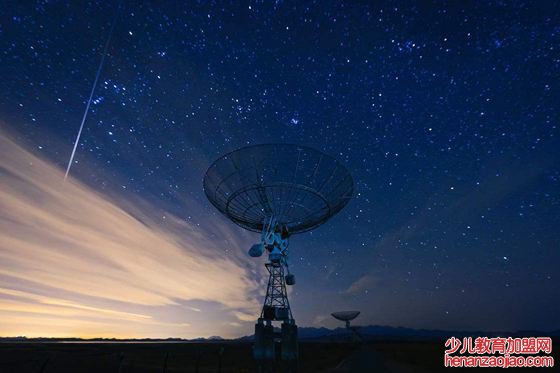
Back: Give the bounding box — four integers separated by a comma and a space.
0, 1, 559, 339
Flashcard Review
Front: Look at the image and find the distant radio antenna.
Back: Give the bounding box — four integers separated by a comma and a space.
64, 2, 121, 180
332, 311, 362, 342
332, 310, 360, 329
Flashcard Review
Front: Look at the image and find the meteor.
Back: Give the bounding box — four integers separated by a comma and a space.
64, 4, 121, 180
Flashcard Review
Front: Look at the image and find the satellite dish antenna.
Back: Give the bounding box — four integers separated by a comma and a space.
204, 144, 353, 366
332, 311, 361, 342
331, 311, 360, 329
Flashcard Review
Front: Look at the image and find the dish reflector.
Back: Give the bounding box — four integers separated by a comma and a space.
331, 311, 360, 322
203, 144, 353, 234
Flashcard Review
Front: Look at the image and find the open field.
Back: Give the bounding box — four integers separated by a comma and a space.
0, 339, 557, 372
0, 342, 352, 373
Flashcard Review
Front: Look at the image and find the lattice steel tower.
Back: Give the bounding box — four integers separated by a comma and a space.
262, 263, 292, 321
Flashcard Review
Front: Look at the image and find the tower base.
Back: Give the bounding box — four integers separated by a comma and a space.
253, 319, 298, 372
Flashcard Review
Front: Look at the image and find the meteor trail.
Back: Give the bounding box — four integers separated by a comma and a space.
64, 7, 120, 181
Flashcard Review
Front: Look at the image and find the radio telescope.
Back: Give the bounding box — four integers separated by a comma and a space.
204, 144, 353, 367
332, 311, 361, 342
332, 311, 360, 329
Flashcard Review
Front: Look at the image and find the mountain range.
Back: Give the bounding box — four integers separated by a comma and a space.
2, 325, 558, 343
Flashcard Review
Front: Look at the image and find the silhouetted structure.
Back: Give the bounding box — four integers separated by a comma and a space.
204, 144, 353, 372
332, 311, 362, 342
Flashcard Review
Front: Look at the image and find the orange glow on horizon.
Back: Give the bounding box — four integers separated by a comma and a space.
0, 129, 264, 339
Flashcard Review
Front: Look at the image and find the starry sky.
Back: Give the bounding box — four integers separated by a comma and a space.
0, 1, 559, 338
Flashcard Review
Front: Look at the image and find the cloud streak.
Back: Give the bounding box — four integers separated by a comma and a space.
0, 130, 262, 338
344, 275, 376, 295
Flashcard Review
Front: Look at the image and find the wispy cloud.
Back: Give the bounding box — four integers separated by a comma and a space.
233, 311, 258, 322
312, 314, 331, 326
344, 275, 376, 294
0, 130, 262, 338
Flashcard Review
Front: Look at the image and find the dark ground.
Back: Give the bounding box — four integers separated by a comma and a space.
0, 342, 351, 373
0, 340, 557, 372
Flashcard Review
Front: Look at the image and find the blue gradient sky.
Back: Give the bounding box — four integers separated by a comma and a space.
0, 1, 559, 338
